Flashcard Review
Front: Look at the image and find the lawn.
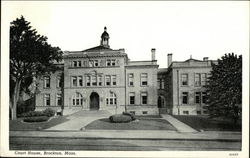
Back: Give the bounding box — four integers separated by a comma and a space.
9, 116, 70, 131
85, 117, 177, 130
173, 115, 242, 131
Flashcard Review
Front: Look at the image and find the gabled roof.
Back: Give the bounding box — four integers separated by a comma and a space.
83, 45, 113, 52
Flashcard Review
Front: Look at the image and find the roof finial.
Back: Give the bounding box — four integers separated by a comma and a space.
104, 26, 107, 31
190, 55, 192, 59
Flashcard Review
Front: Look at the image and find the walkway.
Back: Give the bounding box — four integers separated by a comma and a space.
161, 114, 198, 133
45, 110, 111, 131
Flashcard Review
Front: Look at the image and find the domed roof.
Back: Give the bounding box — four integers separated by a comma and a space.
101, 26, 109, 38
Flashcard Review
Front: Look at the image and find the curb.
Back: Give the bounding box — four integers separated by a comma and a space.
9, 135, 241, 142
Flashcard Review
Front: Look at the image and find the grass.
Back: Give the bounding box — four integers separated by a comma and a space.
173, 115, 242, 131
9, 116, 70, 131
85, 117, 176, 130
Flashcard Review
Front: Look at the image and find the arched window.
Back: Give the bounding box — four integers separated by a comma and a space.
106, 92, 117, 105
72, 92, 83, 106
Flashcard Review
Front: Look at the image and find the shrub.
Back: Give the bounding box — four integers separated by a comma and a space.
109, 114, 132, 123
123, 112, 136, 120
43, 108, 55, 117
20, 111, 44, 117
20, 108, 56, 118
23, 116, 49, 122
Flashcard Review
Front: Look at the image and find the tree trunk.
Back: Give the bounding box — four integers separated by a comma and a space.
125, 104, 127, 113
11, 79, 21, 120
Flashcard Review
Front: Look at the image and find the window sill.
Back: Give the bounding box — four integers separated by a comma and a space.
69, 65, 120, 69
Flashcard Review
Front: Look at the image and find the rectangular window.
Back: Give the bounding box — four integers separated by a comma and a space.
78, 76, 83, 87
161, 80, 165, 89
106, 59, 111, 66
142, 111, 148, 115
111, 59, 116, 66
181, 74, 188, 86
89, 60, 94, 67
71, 76, 77, 87
86, 76, 90, 86
128, 73, 134, 86
182, 92, 188, 104
83, 61, 88, 67
44, 94, 50, 106
197, 111, 201, 115
73, 61, 77, 67
78, 61, 82, 67
129, 92, 135, 105
195, 73, 201, 86
94, 60, 99, 67
110, 98, 113, 105
98, 75, 102, 86
112, 75, 116, 86
141, 92, 148, 104
44, 76, 50, 88
183, 111, 189, 115
92, 76, 97, 86
201, 73, 206, 86
206, 73, 211, 85
195, 92, 201, 104
56, 76, 62, 88
203, 110, 208, 114
105, 75, 111, 86
141, 73, 148, 86
157, 79, 160, 89
202, 92, 207, 104
56, 94, 62, 106
106, 98, 109, 104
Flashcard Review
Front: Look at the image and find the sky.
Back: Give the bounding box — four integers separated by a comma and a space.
2, 1, 249, 68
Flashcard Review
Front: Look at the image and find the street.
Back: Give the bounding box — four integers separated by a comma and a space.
10, 136, 241, 151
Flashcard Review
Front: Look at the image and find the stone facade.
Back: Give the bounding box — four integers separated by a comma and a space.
35, 27, 159, 115
162, 55, 217, 115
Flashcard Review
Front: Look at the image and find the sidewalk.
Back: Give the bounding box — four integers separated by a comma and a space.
10, 130, 242, 142
161, 114, 198, 133
45, 110, 110, 131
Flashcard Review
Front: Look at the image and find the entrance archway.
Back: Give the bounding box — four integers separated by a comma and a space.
90, 92, 100, 110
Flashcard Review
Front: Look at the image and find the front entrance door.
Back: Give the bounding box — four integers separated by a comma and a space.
90, 92, 99, 110
158, 96, 165, 108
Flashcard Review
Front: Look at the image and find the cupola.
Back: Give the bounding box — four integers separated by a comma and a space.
100, 26, 110, 48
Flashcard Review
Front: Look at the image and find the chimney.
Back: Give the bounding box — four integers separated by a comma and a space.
151, 48, 156, 61
203, 57, 208, 61
167, 53, 172, 67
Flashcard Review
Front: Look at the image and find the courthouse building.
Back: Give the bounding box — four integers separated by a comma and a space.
35, 27, 216, 115
35, 27, 159, 115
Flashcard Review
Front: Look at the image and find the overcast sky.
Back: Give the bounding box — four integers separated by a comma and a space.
2, 1, 249, 68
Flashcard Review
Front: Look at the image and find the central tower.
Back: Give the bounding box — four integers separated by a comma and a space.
100, 26, 110, 48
